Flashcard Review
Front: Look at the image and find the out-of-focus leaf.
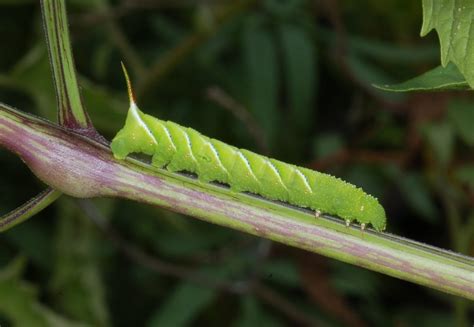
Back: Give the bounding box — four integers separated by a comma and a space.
348, 34, 438, 64
91, 43, 114, 81
331, 261, 380, 299
263, 0, 304, 18
421, 120, 454, 166
151, 15, 187, 42
261, 259, 300, 287
194, 3, 216, 33
146, 282, 216, 327
9, 44, 56, 120
80, 78, 127, 134
317, 26, 438, 64
280, 24, 316, 131
50, 198, 110, 327
374, 63, 470, 92
242, 14, 279, 145
234, 296, 284, 327
454, 165, 474, 190
421, 0, 474, 88
396, 309, 454, 327
0, 0, 32, 4
397, 173, 438, 223
312, 133, 344, 159
0, 257, 86, 327
448, 99, 474, 145
68, 0, 105, 10
347, 53, 404, 102
114, 203, 235, 258
3, 218, 53, 270
343, 165, 386, 199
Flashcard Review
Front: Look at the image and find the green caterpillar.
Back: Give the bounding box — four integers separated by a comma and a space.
111, 65, 387, 231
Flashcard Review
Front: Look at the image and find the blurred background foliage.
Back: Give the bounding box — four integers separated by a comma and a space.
0, 0, 473, 326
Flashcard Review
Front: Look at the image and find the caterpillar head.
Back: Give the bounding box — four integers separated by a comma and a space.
358, 195, 387, 231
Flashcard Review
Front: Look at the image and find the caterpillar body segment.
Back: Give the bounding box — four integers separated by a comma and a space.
111, 105, 387, 231
111, 65, 387, 231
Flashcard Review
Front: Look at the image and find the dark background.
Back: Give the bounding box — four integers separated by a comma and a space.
0, 0, 473, 326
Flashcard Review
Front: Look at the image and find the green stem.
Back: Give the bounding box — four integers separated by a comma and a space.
40, 0, 101, 140
0, 188, 62, 232
0, 103, 473, 300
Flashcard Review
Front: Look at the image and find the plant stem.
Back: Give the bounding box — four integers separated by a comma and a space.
0, 103, 473, 300
0, 188, 61, 232
40, 0, 101, 140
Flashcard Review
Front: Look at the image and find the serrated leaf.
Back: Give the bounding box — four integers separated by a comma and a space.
421, 0, 474, 88
448, 99, 474, 145
280, 24, 316, 131
374, 63, 470, 92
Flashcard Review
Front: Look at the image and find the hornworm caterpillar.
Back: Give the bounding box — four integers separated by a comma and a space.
111, 65, 387, 231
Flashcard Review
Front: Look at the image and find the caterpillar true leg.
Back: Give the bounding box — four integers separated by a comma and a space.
315, 210, 321, 218
345, 220, 351, 227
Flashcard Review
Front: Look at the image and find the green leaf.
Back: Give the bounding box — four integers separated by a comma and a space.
280, 24, 316, 131
234, 296, 284, 327
331, 261, 380, 298
421, 0, 474, 88
147, 282, 216, 327
347, 53, 404, 102
397, 173, 438, 223
50, 198, 110, 327
0, 0, 33, 4
396, 309, 454, 327
448, 99, 474, 145
263, 0, 305, 18
421, 120, 454, 166
374, 63, 470, 92
261, 260, 300, 287
0, 257, 86, 327
454, 164, 474, 190
80, 78, 127, 134
0, 188, 61, 232
10, 44, 57, 120
242, 14, 279, 144
312, 133, 344, 159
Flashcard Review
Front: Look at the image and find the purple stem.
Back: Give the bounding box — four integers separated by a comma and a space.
0, 102, 473, 300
